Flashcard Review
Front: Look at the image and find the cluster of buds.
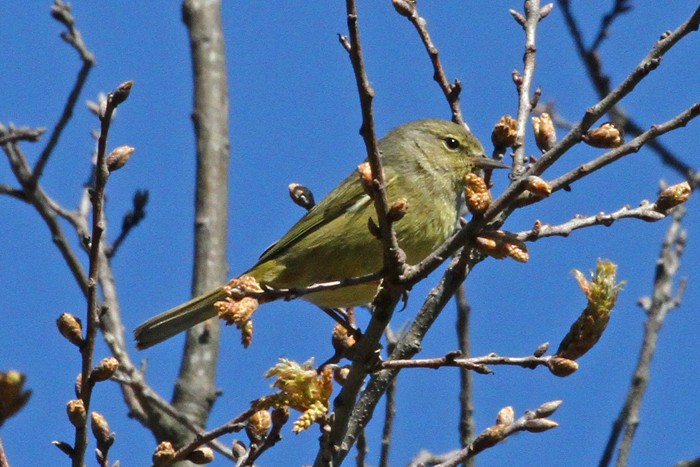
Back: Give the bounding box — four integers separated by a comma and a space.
152, 441, 213, 466
0, 370, 31, 426
471, 401, 561, 451
556, 259, 625, 361
215, 276, 264, 348
475, 230, 529, 263
262, 358, 334, 433
465, 173, 492, 215
582, 122, 624, 148
655, 181, 692, 212
532, 113, 557, 152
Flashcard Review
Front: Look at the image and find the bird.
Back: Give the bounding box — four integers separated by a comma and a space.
134, 119, 508, 349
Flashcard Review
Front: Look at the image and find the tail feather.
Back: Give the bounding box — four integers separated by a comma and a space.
134, 288, 226, 349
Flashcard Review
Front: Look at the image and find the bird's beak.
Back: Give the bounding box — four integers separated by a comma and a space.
473, 156, 511, 170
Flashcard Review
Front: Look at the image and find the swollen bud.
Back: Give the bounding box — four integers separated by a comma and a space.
387, 198, 410, 223
392, 0, 416, 17
91, 357, 119, 383
524, 176, 552, 198
655, 181, 691, 212
491, 115, 518, 150
496, 406, 515, 425
187, 447, 214, 465
66, 399, 86, 428
106, 145, 135, 172
246, 409, 272, 442
56, 313, 84, 347
152, 441, 176, 466
582, 122, 624, 148
532, 113, 557, 152
465, 173, 492, 215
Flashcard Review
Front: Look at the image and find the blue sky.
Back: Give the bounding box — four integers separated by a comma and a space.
1, 2, 698, 466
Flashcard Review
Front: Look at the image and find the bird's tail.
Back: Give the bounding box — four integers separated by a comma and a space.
134, 287, 226, 349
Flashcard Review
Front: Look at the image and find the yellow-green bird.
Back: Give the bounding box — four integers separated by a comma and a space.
134, 119, 508, 349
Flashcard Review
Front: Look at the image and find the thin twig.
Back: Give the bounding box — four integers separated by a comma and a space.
599, 207, 687, 467
394, 1, 465, 126
378, 328, 399, 467
31, 0, 95, 186
435, 401, 562, 467
511, 0, 544, 174
455, 285, 475, 467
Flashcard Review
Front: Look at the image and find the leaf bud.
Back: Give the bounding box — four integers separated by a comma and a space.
655, 181, 691, 212
496, 406, 515, 425
106, 145, 135, 172
524, 418, 559, 433
90, 411, 111, 445
91, 357, 119, 383
152, 441, 176, 466
524, 176, 552, 198
491, 115, 518, 149
66, 399, 86, 428
465, 173, 491, 215
56, 313, 84, 347
392, 0, 416, 17
532, 113, 557, 152
547, 357, 579, 377
246, 409, 272, 442
387, 198, 410, 223
582, 122, 624, 148
288, 182, 316, 210
187, 447, 214, 464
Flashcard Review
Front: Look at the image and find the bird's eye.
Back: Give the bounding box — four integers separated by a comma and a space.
444, 136, 461, 151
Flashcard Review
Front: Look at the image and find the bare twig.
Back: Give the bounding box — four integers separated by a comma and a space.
72, 79, 132, 467
31, 0, 95, 186
393, 1, 465, 126
511, 0, 545, 174
515, 202, 667, 243
435, 401, 562, 467
599, 207, 687, 467
378, 329, 399, 467
455, 285, 475, 467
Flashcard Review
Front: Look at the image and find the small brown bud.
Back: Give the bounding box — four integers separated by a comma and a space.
476, 425, 507, 449
109, 80, 134, 107
90, 411, 111, 444
465, 173, 492, 215
56, 313, 84, 347
152, 441, 176, 466
387, 198, 410, 223
533, 400, 563, 418
532, 113, 557, 152
66, 399, 86, 428
496, 406, 515, 425
512, 69, 523, 87
271, 406, 290, 428
475, 230, 529, 263
655, 181, 691, 212
547, 357, 579, 377
106, 145, 135, 172
491, 115, 518, 149
582, 122, 624, 148
524, 418, 559, 433
524, 176, 552, 198
231, 440, 247, 460
367, 217, 381, 239
392, 0, 416, 17
91, 357, 119, 383
288, 182, 316, 210
357, 162, 374, 196
332, 323, 357, 355
533, 341, 550, 357
246, 409, 272, 442
333, 366, 351, 386
187, 447, 214, 464
539, 3, 554, 19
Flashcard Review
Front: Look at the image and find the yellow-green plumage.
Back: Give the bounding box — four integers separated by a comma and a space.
134, 119, 502, 349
